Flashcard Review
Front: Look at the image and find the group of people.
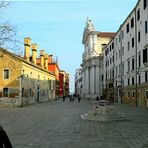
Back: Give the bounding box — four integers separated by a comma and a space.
96, 95, 105, 101
62, 94, 81, 103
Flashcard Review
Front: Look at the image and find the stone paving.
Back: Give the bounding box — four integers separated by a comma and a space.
0, 98, 148, 148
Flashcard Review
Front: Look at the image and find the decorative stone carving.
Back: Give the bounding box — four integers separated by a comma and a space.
86, 17, 95, 31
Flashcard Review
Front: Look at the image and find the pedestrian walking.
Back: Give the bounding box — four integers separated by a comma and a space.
0, 126, 13, 148
78, 96, 81, 103
96, 96, 99, 101
63, 95, 65, 102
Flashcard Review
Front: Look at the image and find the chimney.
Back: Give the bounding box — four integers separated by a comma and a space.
44, 54, 48, 70
48, 55, 53, 63
24, 37, 31, 61
40, 50, 45, 68
31, 43, 37, 65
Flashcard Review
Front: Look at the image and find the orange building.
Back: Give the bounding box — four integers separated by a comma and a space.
59, 70, 69, 97
37, 54, 60, 97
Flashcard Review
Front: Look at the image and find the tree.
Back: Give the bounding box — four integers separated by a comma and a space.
0, 0, 22, 54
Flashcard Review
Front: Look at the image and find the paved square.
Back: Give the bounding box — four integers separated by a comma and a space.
0, 98, 148, 148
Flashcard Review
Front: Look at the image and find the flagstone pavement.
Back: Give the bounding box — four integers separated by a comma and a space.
0, 98, 148, 148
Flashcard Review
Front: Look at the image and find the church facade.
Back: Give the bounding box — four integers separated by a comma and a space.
80, 19, 115, 99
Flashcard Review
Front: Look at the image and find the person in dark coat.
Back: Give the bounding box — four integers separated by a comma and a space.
63, 95, 65, 102
0, 126, 13, 148
78, 96, 81, 103
96, 96, 99, 101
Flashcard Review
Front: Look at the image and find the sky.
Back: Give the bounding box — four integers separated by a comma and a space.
1, 0, 138, 92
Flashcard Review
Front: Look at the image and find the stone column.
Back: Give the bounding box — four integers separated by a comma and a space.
82, 70, 85, 97
90, 66, 95, 96
94, 65, 96, 94
85, 67, 89, 95
95, 65, 100, 95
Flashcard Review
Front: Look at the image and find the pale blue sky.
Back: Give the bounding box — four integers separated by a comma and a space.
2, 0, 137, 92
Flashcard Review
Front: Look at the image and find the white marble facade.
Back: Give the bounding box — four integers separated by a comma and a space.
80, 18, 115, 99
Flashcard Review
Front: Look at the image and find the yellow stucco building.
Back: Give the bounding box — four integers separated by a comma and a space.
0, 37, 56, 106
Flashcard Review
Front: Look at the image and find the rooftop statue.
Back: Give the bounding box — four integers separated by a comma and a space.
86, 17, 95, 31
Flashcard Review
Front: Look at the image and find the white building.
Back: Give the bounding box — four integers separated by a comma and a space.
75, 68, 82, 96
79, 18, 115, 99
103, 0, 148, 107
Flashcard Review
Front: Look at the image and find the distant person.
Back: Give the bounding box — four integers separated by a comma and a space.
72, 94, 75, 102
69, 95, 72, 102
78, 96, 81, 103
63, 95, 65, 102
0, 126, 13, 148
96, 96, 99, 101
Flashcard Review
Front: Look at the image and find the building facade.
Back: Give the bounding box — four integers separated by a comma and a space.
80, 18, 115, 99
75, 68, 82, 97
0, 37, 56, 106
59, 72, 64, 97
103, 0, 148, 107
37, 54, 60, 98
65, 73, 69, 96
59, 70, 69, 97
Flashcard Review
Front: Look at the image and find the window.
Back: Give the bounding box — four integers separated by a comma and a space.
119, 50, 121, 59
118, 34, 120, 42
112, 42, 114, 49
113, 56, 114, 63
116, 38, 117, 45
138, 52, 141, 67
128, 78, 130, 85
30, 88, 32, 97
132, 58, 135, 70
22, 88, 24, 97
4, 69, 9, 79
132, 37, 134, 47
131, 17, 134, 28
126, 23, 129, 33
116, 66, 117, 77
116, 52, 118, 60
145, 72, 148, 83
106, 61, 107, 67
145, 91, 148, 100
121, 30, 124, 39
143, 48, 148, 63
122, 62, 124, 74
128, 42, 130, 51
128, 60, 130, 72
137, 9, 140, 21
139, 75, 141, 84
112, 69, 114, 77
132, 77, 134, 85
102, 75, 104, 81
145, 21, 148, 34
144, 0, 147, 9
128, 92, 130, 97
119, 64, 121, 76
3, 88, 8, 97
132, 92, 135, 98
122, 46, 124, 56
110, 45, 112, 51
138, 31, 141, 42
